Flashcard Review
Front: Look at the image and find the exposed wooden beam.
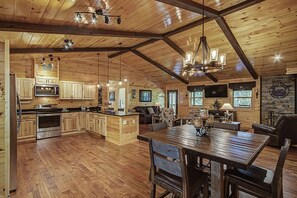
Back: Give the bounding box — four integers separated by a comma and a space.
162, 37, 185, 57
215, 17, 258, 79
0, 21, 163, 39
108, 39, 159, 58
164, 17, 212, 37
220, 0, 265, 16
10, 47, 130, 54
156, 0, 219, 18
131, 50, 189, 84
204, 73, 218, 82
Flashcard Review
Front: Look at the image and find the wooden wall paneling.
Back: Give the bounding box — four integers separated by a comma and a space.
0, 40, 10, 198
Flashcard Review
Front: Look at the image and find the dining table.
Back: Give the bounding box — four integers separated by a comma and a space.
137, 124, 270, 198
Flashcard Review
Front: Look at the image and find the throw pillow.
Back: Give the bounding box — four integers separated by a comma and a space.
147, 107, 155, 115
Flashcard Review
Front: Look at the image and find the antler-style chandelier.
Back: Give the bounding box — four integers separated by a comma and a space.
182, 0, 226, 77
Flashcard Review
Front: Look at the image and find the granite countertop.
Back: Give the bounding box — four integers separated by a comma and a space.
20, 108, 139, 117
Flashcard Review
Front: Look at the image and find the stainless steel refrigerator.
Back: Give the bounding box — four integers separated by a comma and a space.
10, 74, 22, 192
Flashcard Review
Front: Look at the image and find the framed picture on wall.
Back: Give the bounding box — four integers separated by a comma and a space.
139, 90, 152, 102
109, 91, 115, 101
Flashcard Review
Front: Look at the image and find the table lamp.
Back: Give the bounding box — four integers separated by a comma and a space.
220, 103, 234, 122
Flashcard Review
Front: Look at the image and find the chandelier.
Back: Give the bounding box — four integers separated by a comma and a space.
182, 0, 226, 77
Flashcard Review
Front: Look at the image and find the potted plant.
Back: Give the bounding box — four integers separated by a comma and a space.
211, 99, 222, 110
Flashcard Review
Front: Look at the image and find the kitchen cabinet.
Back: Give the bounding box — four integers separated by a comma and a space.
18, 114, 36, 142
62, 113, 79, 134
17, 78, 35, 100
86, 113, 94, 132
60, 81, 83, 100
78, 112, 86, 131
35, 77, 58, 85
83, 84, 96, 100
94, 115, 106, 136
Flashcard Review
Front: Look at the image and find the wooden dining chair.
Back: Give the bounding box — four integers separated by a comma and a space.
224, 138, 291, 198
149, 122, 167, 132
149, 139, 209, 198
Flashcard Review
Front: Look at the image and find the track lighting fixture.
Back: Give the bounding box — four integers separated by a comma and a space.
104, 15, 109, 24
63, 39, 74, 50
75, 9, 121, 25
91, 13, 97, 23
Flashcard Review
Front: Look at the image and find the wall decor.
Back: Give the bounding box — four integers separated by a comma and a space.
109, 91, 115, 101
132, 89, 136, 99
269, 81, 290, 99
139, 90, 152, 102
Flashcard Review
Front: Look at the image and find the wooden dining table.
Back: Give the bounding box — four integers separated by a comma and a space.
137, 125, 270, 198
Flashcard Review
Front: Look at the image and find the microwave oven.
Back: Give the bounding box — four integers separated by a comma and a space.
35, 84, 59, 97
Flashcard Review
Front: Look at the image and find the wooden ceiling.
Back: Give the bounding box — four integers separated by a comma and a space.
1, 0, 297, 84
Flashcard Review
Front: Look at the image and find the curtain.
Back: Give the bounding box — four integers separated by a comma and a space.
229, 81, 256, 90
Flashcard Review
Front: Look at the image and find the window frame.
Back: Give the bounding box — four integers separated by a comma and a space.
189, 90, 204, 107
232, 89, 253, 109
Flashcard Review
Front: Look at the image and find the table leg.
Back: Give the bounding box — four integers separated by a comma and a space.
180, 118, 183, 126
211, 161, 224, 198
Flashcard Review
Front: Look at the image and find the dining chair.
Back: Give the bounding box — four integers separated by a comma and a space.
149, 139, 209, 198
224, 138, 291, 198
149, 122, 167, 132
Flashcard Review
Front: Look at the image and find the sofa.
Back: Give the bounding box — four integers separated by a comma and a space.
133, 106, 158, 124
252, 114, 297, 147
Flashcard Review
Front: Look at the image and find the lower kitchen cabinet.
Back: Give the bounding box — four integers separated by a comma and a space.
62, 113, 79, 134
18, 114, 36, 142
78, 112, 86, 131
94, 115, 106, 136
86, 113, 95, 132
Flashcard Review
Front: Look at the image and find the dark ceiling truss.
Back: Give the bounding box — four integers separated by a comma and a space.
8, 0, 263, 83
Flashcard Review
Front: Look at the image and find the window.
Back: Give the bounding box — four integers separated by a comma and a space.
190, 91, 203, 106
167, 90, 178, 115
233, 90, 252, 108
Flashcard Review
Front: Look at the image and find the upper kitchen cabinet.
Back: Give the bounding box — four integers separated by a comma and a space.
83, 84, 96, 100
17, 78, 35, 100
35, 76, 59, 85
60, 81, 83, 100
34, 60, 59, 84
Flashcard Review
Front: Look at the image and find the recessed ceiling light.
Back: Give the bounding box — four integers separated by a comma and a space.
273, 54, 282, 62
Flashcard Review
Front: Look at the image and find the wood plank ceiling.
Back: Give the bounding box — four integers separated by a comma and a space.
1, 0, 297, 84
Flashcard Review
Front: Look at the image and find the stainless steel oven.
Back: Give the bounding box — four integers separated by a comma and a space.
37, 113, 61, 139
35, 84, 59, 97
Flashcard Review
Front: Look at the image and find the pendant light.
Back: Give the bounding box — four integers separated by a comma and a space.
97, 53, 101, 88
118, 43, 123, 86
106, 52, 110, 87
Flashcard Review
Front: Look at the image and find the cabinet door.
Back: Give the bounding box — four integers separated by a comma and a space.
60, 82, 72, 99
86, 113, 94, 131
72, 83, 83, 99
17, 78, 35, 100
99, 119, 106, 136
62, 117, 78, 133
47, 78, 58, 84
35, 77, 47, 84
84, 84, 96, 100
18, 119, 36, 140
78, 112, 86, 130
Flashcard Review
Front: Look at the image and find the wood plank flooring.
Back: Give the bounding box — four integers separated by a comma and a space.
11, 133, 297, 198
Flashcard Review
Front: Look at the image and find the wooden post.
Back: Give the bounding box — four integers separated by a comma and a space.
211, 161, 224, 198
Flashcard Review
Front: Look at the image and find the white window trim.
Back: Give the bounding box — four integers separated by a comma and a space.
232, 89, 253, 109
189, 91, 204, 107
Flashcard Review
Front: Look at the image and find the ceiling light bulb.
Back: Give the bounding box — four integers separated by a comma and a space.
123, 78, 128, 82
97, 84, 101, 88
75, 13, 82, 22
106, 81, 110, 87
274, 54, 282, 62
118, 81, 122, 86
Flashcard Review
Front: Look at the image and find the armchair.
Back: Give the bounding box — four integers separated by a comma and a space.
252, 114, 297, 147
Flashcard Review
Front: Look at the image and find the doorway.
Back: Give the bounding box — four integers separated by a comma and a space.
118, 88, 126, 111
167, 90, 178, 115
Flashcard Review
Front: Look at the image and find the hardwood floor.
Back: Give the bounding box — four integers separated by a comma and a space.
11, 133, 297, 198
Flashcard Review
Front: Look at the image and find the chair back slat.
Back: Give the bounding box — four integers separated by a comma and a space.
152, 140, 180, 159
272, 138, 291, 186
153, 155, 182, 177
149, 122, 167, 132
